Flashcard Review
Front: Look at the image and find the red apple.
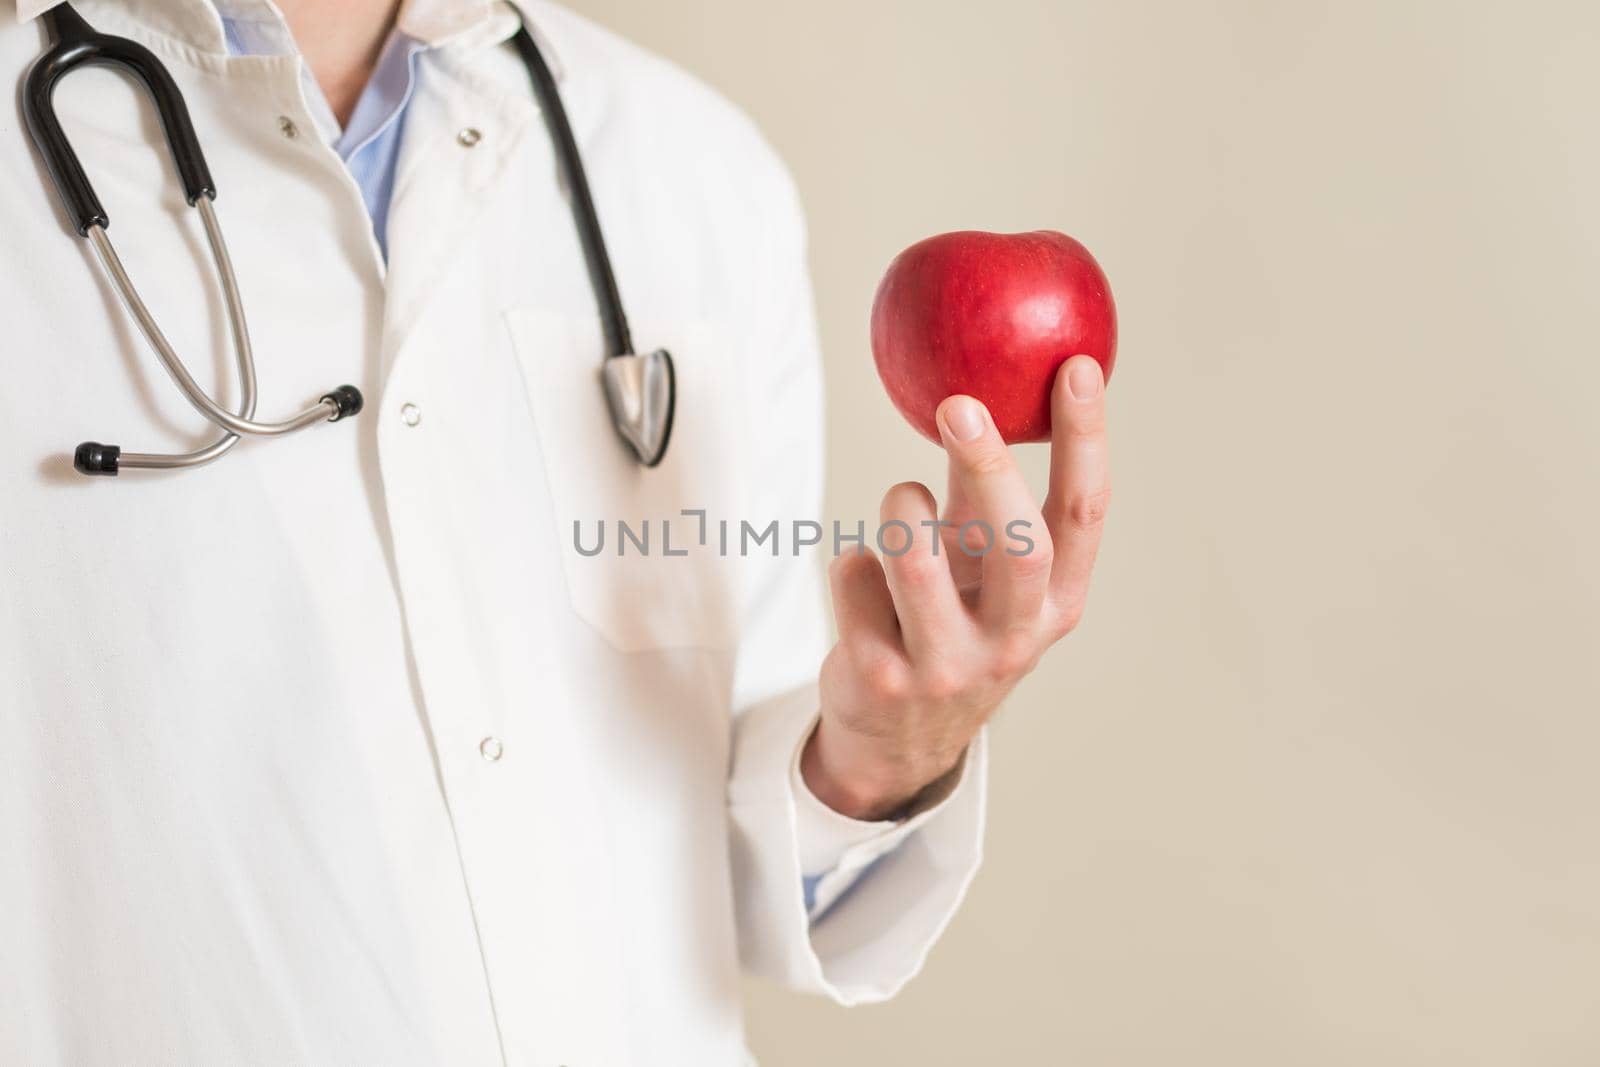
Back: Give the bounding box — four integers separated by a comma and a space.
870, 230, 1116, 443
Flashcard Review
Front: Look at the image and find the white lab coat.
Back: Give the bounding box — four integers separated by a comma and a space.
0, 1, 987, 1063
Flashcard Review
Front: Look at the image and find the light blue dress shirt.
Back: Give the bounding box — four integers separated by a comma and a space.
222, 17, 424, 258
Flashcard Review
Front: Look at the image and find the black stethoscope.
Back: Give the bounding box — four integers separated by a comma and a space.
23, 2, 675, 477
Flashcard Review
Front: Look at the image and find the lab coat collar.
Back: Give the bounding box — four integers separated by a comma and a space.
13, 1, 512, 54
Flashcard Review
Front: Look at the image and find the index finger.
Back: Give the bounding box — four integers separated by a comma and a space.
936, 394, 1052, 629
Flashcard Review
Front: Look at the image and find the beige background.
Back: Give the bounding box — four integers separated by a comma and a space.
563, 2, 1600, 1063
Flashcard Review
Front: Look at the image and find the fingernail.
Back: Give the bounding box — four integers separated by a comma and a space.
1067, 357, 1103, 401
940, 397, 985, 442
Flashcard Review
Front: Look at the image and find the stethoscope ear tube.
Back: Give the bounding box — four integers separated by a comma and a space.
25, 3, 362, 476
24, 3, 216, 235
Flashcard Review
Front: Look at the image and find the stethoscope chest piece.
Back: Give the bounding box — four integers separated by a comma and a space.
601, 348, 676, 468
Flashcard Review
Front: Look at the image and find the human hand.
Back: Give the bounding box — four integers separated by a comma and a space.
802, 355, 1111, 820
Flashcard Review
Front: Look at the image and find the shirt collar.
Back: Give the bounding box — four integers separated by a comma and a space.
14, 1, 506, 51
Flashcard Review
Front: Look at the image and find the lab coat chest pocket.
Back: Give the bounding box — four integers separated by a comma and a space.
505, 308, 744, 653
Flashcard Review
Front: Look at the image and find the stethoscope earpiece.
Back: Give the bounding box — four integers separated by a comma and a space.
74, 441, 121, 476
320, 385, 366, 422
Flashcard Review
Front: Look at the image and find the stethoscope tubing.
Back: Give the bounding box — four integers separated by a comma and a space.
25, 2, 671, 475
512, 22, 677, 466
25, 2, 360, 475
92, 192, 259, 471
88, 198, 343, 439
510, 24, 632, 361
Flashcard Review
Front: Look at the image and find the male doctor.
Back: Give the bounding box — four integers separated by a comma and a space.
0, 0, 1112, 1063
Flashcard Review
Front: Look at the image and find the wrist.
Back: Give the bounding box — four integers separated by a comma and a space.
799, 719, 965, 822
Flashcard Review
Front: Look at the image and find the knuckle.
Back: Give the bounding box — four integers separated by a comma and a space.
859, 654, 911, 702
964, 444, 1011, 478
1009, 538, 1054, 580
1059, 405, 1108, 438
990, 633, 1041, 679
1067, 487, 1112, 531
916, 665, 967, 704
1050, 596, 1087, 638
888, 550, 944, 591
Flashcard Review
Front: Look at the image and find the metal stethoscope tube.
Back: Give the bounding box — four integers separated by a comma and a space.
86, 198, 351, 443
71, 197, 363, 475
83, 194, 259, 472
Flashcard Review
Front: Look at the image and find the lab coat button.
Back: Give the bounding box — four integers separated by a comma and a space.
479, 737, 504, 762
400, 403, 422, 427
457, 127, 483, 147
277, 116, 298, 139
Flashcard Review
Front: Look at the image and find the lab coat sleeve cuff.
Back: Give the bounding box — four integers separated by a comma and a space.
792, 729, 976, 919
728, 683, 988, 1005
